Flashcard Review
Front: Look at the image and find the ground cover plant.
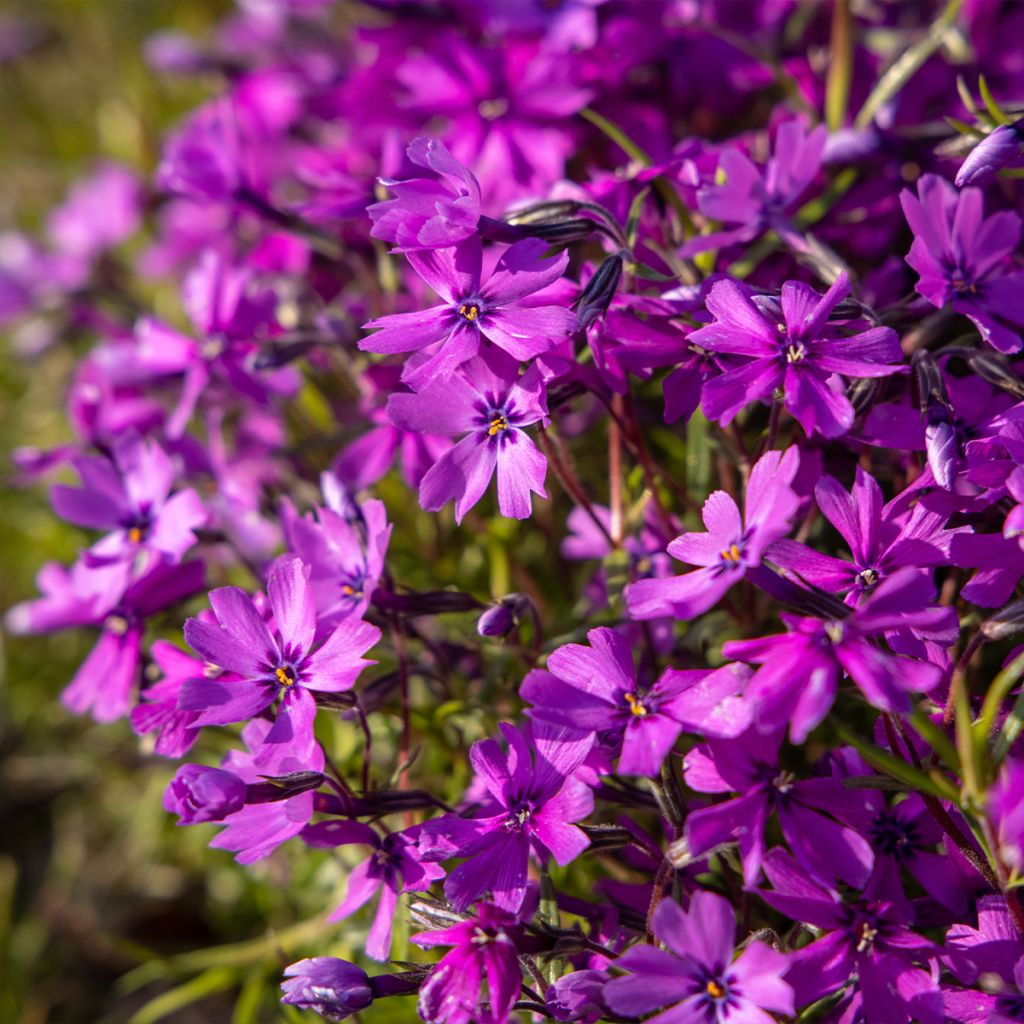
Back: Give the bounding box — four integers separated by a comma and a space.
7, 1, 1024, 1021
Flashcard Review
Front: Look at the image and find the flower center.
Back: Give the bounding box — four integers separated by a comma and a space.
856, 567, 880, 588
624, 692, 649, 717
275, 665, 296, 687
705, 979, 728, 1000
128, 526, 145, 544
488, 414, 509, 436
719, 543, 743, 564
824, 620, 846, 644
855, 922, 878, 954
503, 806, 531, 831
785, 342, 807, 363
459, 302, 482, 321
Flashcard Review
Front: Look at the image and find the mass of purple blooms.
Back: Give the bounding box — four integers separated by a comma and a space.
11, 1, 1024, 1021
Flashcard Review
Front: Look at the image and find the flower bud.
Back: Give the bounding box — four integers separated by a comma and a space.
956, 119, 1024, 187
477, 593, 532, 637
574, 253, 624, 331
281, 958, 373, 1021
163, 764, 246, 824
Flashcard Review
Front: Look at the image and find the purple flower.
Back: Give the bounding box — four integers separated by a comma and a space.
723, 568, 950, 742
419, 722, 593, 912
683, 727, 874, 888
681, 121, 827, 256
361, 237, 574, 390
50, 433, 206, 567
301, 821, 444, 961
691, 273, 903, 437
604, 889, 794, 1024
280, 958, 373, 1021
413, 903, 534, 1024
759, 848, 942, 1024
522, 627, 752, 776
546, 970, 608, 1023
626, 447, 800, 620
46, 162, 141, 261
901, 174, 1024, 353
180, 555, 380, 729
986, 756, 1024, 874
956, 119, 1024, 187
369, 137, 482, 252
387, 357, 548, 523
163, 764, 246, 824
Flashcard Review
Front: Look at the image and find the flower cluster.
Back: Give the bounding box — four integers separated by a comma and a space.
9, 2, 1024, 1022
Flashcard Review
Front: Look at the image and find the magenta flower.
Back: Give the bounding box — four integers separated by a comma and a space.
692, 273, 903, 437
956, 119, 1024, 187
604, 890, 794, 1024
413, 903, 537, 1024
901, 174, 1024, 353
361, 237, 575, 390
280, 958, 373, 1021
369, 137, 482, 252
50, 433, 206, 567
387, 357, 548, 523
723, 568, 950, 743
180, 555, 380, 728
522, 627, 752, 776
419, 722, 593, 912
626, 447, 800, 620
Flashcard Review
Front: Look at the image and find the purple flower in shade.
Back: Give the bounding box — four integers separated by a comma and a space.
945, 897, 1024, 1023
956, 118, 1024, 187
951, 529, 1024, 608
300, 821, 444, 961
369, 137, 482, 252
419, 722, 593, 913
130, 636, 239, 757
360, 237, 574, 391
179, 555, 380, 730
690, 273, 904, 438
682, 727, 874, 888
192, 696, 324, 864
412, 903, 538, 1024
280, 958, 373, 1021
545, 970, 608, 1023
387, 357, 548, 523
770, 465, 964, 607
282, 479, 392, 624
6, 558, 205, 723
163, 764, 246, 824
604, 890, 794, 1024
521, 627, 752, 777
901, 173, 1024, 353
680, 121, 827, 256
625, 447, 800, 620
722, 568, 950, 743
759, 848, 943, 1024
49, 433, 206, 567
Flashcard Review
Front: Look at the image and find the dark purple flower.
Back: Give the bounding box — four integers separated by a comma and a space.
361, 237, 574, 390
301, 821, 444, 961
604, 889, 794, 1024
901, 174, 1024, 353
419, 722, 593, 912
522, 627, 751, 776
723, 568, 951, 742
626, 447, 800, 619
691, 273, 903, 437
387, 357, 548, 523
163, 764, 246, 824
683, 727, 874, 888
280, 958, 373, 1021
180, 555, 380, 729
546, 970, 608, 1023
369, 137, 482, 252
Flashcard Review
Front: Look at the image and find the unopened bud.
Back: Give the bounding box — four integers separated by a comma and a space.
574, 253, 624, 331
980, 599, 1024, 642
956, 118, 1024, 187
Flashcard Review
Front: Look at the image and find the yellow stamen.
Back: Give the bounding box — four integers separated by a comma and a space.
459, 302, 481, 321
341, 584, 355, 595
706, 980, 726, 1000
720, 544, 741, 563
488, 415, 508, 436
275, 666, 295, 687
624, 692, 648, 717
128, 526, 143, 544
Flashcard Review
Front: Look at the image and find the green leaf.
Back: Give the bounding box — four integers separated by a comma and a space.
579, 108, 651, 165
945, 116, 986, 137
907, 708, 961, 775
825, 0, 853, 132
979, 75, 1011, 126
128, 968, 236, 1024
625, 186, 651, 251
